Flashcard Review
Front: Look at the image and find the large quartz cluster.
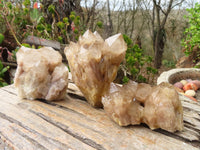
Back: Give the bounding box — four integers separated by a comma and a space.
102, 81, 183, 132
14, 46, 69, 101
65, 30, 127, 107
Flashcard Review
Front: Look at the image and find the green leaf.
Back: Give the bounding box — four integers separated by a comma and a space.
74, 29, 78, 34
7, 2, 12, 9
23, 0, 31, 7
63, 17, 69, 24
48, 5, 55, 14
57, 21, 65, 29
70, 15, 75, 21
22, 43, 31, 48
1, 66, 9, 74
0, 33, 4, 44
96, 21, 103, 28
0, 61, 3, 70
36, 24, 45, 32
58, 36, 63, 43
23, 8, 29, 15
30, 8, 39, 22
122, 76, 129, 84
70, 11, 76, 15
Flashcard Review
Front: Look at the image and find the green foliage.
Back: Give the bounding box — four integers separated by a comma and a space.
48, 5, 55, 14
162, 59, 176, 68
57, 21, 65, 29
11, 47, 20, 61
194, 63, 200, 68
0, 0, 89, 46
36, 24, 45, 32
0, 0, 34, 44
21, 43, 31, 48
23, 0, 31, 7
122, 34, 158, 83
122, 76, 129, 84
74, 29, 79, 34
63, 17, 69, 24
96, 21, 103, 28
0, 33, 4, 44
30, 7, 40, 23
70, 14, 75, 21
0, 60, 9, 87
183, 2, 200, 56
58, 36, 63, 43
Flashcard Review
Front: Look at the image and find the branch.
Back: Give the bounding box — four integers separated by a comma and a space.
153, 0, 161, 27
153, 0, 167, 16
171, 0, 185, 9
161, 0, 173, 27
2, 62, 17, 67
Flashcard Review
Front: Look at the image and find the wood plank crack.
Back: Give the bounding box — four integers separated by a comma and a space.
155, 129, 200, 148
0, 112, 73, 149
1, 89, 17, 96
10, 127, 48, 150
30, 110, 106, 150
0, 132, 15, 150
38, 99, 101, 125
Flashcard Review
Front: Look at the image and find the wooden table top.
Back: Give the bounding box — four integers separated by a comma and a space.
0, 82, 199, 150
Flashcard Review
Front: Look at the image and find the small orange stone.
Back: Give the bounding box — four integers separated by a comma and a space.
183, 83, 198, 91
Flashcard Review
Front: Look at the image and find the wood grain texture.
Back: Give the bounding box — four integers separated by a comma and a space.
23, 36, 61, 50
0, 84, 199, 150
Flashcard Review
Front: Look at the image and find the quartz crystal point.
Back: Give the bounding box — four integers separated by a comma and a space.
14, 46, 69, 101
65, 30, 127, 107
102, 81, 183, 132
143, 82, 183, 132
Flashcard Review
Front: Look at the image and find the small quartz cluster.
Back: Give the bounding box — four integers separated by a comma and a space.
14, 46, 69, 101
65, 30, 127, 107
102, 81, 183, 132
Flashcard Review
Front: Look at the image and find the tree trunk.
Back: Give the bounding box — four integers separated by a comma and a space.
154, 28, 165, 68
90, 0, 96, 31
152, 0, 173, 68
106, 0, 113, 37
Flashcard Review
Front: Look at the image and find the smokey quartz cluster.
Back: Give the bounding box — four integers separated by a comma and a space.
65, 30, 127, 107
14, 46, 69, 101
102, 81, 183, 132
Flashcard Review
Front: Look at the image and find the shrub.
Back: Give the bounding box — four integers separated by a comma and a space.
162, 59, 176, 68
0, 60, 9, 87
122, 35, 158, 84
183, 3, 200, 56
0, 33, 4, 44
0, 1, 87, 46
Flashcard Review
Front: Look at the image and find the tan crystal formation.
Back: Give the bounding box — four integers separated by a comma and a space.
14, 46, 69, 101
143, 82, 183, 132
102, 81, 183, 132
65, 30, 127, 107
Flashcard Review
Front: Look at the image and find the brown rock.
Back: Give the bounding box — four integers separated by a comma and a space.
102, 81, 183, 132
14, 46, 69, 101
135, 83, 152, 103
102, 81, 143, 126
65, 30, 127, 107
143, 82, 183, 132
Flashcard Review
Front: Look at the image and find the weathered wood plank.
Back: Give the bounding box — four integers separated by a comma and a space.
0, 135, 13, 150
0, 85, 199, 150
22, 36, 68, 62
23, 36, 61, 50
0, 89, 95, 150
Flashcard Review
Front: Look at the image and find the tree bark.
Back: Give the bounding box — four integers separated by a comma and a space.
153, 0, 173, 68
106, 0, 113, 37
90, 0, 97, 31
154, 27, 165, 68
